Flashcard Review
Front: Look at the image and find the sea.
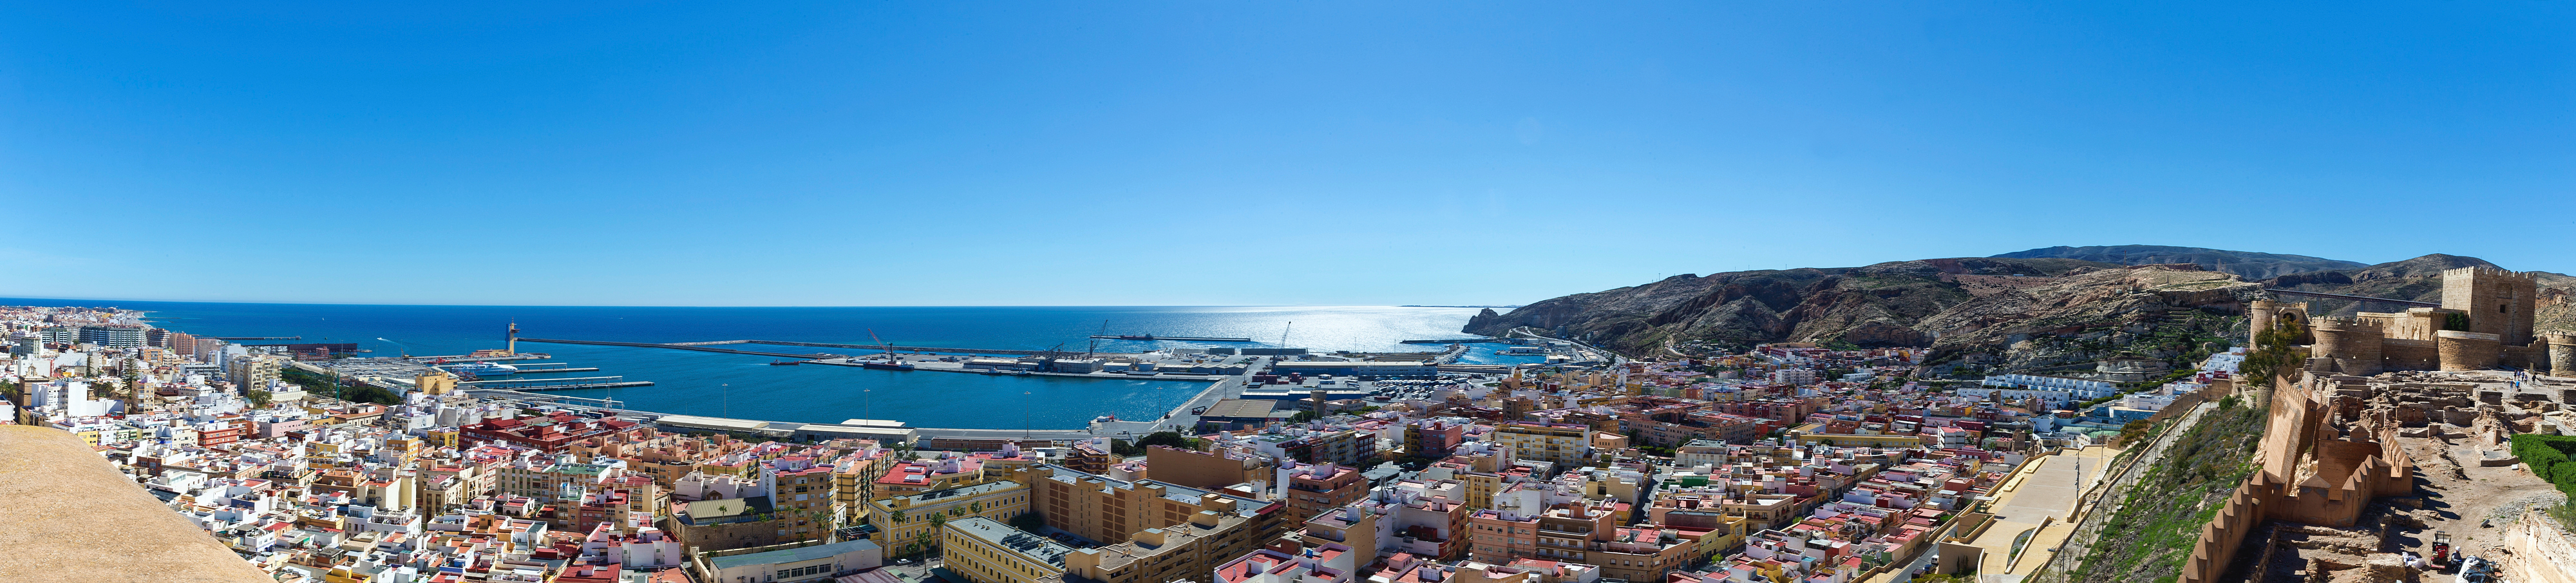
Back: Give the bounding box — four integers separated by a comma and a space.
1, 300, 1539, 430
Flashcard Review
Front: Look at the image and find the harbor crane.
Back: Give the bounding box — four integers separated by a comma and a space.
376, 338, 411, 359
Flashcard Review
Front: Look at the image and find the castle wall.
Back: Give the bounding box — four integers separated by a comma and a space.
2382, 339, 2438, 372
2549, 334, 2576, 377
2359, 310, 2445, 342
2310, 318, 2383, 376
2438, 330, 2503, 371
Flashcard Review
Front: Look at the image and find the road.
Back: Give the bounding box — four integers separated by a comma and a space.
2027, 398, 2222, 582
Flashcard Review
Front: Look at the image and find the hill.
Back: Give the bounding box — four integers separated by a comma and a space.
1993, 245, 2366, 280
1466, 250, 2576, 374
1464, 256, 2259, 372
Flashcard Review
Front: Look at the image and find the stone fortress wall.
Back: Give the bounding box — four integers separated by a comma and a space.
2275, 267, 2576, 377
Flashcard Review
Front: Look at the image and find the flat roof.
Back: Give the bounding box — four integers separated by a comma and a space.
707, 539, 882, 570
656, 415, 771, 430
1201, 399, 1276, 418
947, 517, 1072, 567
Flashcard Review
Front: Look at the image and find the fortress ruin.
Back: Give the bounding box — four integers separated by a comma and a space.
2250, 266, 2576, 376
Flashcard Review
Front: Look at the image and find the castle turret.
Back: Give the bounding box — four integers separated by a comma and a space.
2547, 332, 2576, 378
2309, 317, 2383, 376
2248, 300, 2313, 345
2436, 330, 2502, 372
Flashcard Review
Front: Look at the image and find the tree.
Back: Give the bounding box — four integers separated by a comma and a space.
889, 509, 907, 524
247, 390, 274, 408
2239, 321, 2304, 383
1136, 431, 1202, 451
1289, 410, 1321, 423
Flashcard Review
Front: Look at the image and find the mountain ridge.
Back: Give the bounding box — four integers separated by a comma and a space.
1467, 248, 2576, 374
1992, 245, 2367, 280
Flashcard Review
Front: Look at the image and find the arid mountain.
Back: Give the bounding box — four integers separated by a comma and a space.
1464, 257, 2260, 372
1469, 251, 2576, 374
1993, 245, 2366, 280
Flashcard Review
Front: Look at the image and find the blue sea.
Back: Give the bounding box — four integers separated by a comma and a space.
2, 300, 1535, 429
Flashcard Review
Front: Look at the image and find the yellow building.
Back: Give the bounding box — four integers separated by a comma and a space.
870, 481, 1030, 556
1061, 503, 1264, 583
1492, 423, 1593, 465
942, 516, 1073, 583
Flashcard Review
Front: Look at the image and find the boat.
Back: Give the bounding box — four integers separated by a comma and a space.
862, 361, 915, 371
440, 362, 519, 377
770, 360, 802, 366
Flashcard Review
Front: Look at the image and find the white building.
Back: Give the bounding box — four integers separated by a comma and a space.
1979, 374, 2116, 399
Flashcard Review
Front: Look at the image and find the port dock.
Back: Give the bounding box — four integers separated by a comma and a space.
1090, 335, 1253, 342
459, 376, 653, 392
522, 338, 1140, 357
1399, 338, 1503, 344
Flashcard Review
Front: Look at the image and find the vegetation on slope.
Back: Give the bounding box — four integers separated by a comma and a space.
2063, 395, 2268, 583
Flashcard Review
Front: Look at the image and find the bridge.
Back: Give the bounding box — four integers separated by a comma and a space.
2265, 289, 2440, 308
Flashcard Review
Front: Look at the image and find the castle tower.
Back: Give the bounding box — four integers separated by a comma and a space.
2247, 300, 2313, 345
2547, 333, 2576, 378
2436, 330, 2502, 372
2440, 266, 2539, 347
2308, 317, 2384, 376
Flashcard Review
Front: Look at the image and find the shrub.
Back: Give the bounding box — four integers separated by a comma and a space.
2510, 434, 2576, 497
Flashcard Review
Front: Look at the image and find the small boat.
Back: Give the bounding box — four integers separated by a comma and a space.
770, 360, 802, 366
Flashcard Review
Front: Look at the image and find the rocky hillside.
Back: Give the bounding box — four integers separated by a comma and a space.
1994, 245, 2365, 280
1465, 256, 2262, 372
1469, 251, 2576, 374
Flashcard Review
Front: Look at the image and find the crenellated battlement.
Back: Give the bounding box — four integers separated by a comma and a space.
2309, 316, 2382, 331
2443, 265, 2539, 281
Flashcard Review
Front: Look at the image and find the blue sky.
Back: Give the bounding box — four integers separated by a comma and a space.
4, 2, 2570, 306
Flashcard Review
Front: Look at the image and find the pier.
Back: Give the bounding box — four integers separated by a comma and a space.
208, 336, 299, 341
459, 376, 654, 391
511, 367, 601, 374
515, 338, 850, 359
1399, 338, 1504, 344
1089, 335, 1253, 342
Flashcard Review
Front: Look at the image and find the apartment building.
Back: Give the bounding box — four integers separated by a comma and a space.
1490, 423, 1591, 466
867, 480, 1030, 555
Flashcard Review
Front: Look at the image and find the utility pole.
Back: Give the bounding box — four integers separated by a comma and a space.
722, 383, 730, 417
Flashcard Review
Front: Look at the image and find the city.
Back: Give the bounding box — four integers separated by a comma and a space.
6, 4, 2573, 583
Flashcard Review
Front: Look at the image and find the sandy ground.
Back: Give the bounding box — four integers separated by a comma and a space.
2244, 424, 2561, 583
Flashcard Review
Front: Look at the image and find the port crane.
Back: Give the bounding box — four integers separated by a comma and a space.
1083, 320, 1107, 361
376, 338, 411, 359
867, 329, 895, 360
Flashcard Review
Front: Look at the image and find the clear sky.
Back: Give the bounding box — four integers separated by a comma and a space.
4, 2, 2570, 306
